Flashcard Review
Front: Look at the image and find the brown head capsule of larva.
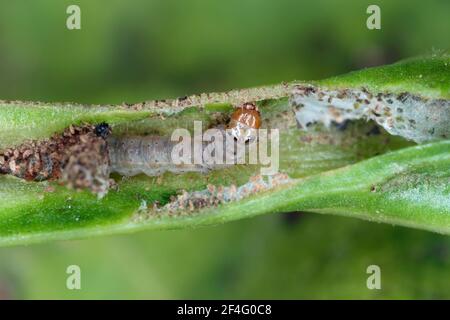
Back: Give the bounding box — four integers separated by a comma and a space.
228, 102, 261, 142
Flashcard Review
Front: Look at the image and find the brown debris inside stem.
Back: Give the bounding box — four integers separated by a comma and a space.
0, 124, 111, 197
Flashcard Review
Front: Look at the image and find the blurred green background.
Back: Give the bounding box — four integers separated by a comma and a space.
0, 0, 449, 299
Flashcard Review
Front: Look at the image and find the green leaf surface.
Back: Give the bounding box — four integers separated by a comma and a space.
0, 55, 448, 246
316, 54, 450, 99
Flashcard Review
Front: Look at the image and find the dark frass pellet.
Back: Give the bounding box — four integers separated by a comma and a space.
94, 122, 111, 139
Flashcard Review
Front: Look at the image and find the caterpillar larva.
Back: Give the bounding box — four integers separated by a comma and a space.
108, 103, 262, 177
0, 103, 262, 196
107, 135, 209, 176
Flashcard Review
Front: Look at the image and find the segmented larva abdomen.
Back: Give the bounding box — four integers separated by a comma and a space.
108, 136, 206, 176
107, 131, 248, 177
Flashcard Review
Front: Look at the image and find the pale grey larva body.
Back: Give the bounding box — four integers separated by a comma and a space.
107, 135, 199, 176
107, 131, 246, 177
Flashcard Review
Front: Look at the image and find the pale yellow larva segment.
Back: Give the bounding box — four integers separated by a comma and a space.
107, 136, 206, 176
